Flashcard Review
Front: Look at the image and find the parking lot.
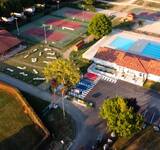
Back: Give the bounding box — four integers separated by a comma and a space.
85, 79, 160, 126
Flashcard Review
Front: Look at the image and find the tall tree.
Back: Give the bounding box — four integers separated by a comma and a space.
8, 0, 23, 13
35, 0, 44, 4
84, 0, 95, 5
43, 59, 80, 89
99, 97, 143, 137
0, 0, 12, 17
88, 13, 112, 38
20, 0, 35, 8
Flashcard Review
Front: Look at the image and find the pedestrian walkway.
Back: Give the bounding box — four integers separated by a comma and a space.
101, 75, 117, 84
0, 72, 52, 102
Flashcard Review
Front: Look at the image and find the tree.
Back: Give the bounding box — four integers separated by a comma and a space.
9, 0, 23, 13
99, 97, 143, 137
35, 0, 44, 4
0, 0, 12, 17
88, 13, 112, 38
43, 59, 80, 89
20, 0, 35, 8
84, 0, 95, 5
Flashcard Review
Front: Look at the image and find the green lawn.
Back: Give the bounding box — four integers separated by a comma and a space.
146, 2, 160, 8
126, 127, 160, 150
0, 90, 43, 150
69, 40, 96, 74
43, 108, 75, 149
95, 1, 113, 9
22, 91, 49, 115
143, 80, 160, 92
21, 91, 74, 149
113, 127, 160, 150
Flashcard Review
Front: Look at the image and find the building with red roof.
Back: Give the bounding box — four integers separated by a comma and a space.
0, 29, 21, 55
87, 47, 160, 86
83, 31, 160, 86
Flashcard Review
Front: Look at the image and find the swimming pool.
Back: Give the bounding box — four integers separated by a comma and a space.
110, 36, 135, 51
142, 43, 160, 60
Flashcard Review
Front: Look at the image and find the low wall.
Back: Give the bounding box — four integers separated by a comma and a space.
0, 82, 50, 149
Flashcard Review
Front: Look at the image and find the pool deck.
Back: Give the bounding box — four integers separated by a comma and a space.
129, 39, 147, 54
83, 30, 160, 60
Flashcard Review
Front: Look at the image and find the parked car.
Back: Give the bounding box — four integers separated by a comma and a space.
92, 92, 102, 98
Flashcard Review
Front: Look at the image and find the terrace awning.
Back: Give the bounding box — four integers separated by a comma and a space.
84, 72, 97, 81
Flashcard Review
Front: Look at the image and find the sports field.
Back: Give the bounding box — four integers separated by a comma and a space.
2, 7, 94, 85
51, 7, 95, 22
0, 87, 43, 149
1, 44, 61, 86
15, 13, 88, 49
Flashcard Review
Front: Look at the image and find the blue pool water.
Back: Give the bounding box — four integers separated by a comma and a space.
142, 43, 160, 60
110, 36, 135, 51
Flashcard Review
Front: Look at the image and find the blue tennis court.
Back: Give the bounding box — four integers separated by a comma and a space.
142, 43, 160, 60
110, 36, 135, 51
79, 79, 93, 87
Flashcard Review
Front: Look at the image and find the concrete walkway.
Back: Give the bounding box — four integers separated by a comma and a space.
0, 72, 52, 101
97, 0, 160, 11
63, 47, 74, 59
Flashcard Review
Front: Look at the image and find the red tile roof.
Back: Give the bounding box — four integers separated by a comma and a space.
95, 47, 160, 76
0, 30, 21, 54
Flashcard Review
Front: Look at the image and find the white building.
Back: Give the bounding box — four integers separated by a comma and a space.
83, 31, 160, 86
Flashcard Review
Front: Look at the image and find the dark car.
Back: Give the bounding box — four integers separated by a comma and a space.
92, 92, 102, 98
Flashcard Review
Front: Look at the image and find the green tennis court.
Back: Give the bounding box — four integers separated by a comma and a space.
51, 7, 95, 22
13, 14, 88, 49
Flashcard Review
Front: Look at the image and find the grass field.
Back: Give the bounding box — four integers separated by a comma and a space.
0, 90, 43, 150
22, 91, 49, 115
143, 80, 160, 92
2, 44, 62, 86
43, 107, 75, 149
126, 127, 160, 150
113, 127, 160, 150
22, 92, 74, 149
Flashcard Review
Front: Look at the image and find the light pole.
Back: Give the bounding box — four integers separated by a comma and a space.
56, 0, 60, 10
15, 18, 20, 36
61, 86, 65, 119
43, 24, 47, 44
81, 4, 85, 21
60, 140, 64, 150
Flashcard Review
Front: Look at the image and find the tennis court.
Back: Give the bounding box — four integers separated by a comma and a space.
45, 18, 81, 29
51, 7, 95, 22
25, 28, 66, 42
14, 14, 88, 49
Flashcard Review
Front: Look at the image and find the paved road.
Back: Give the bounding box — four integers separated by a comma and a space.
86, 80, 160, 121
2, 72, 160, 149
63, 47, 74, 59
0, 72, 52, 102
0, 72, 103, 149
